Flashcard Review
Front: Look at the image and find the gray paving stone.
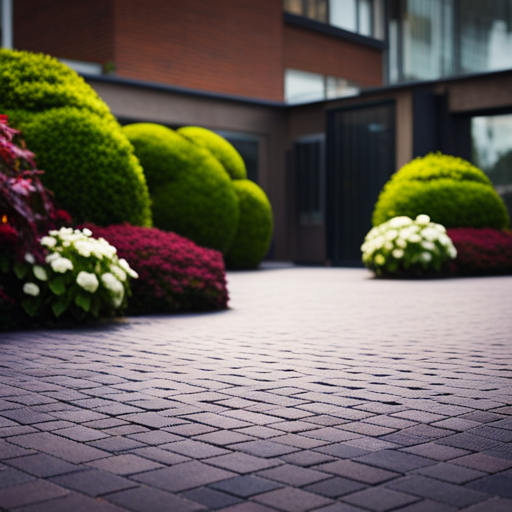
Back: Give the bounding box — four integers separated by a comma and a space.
254, 486, 333, 512
87, 453, 165, 475
8, 432, 110, 463
54, 425, 111, 442
88, 436, 146, 453
230, 440, 299, 458
356, 450, 436, 472
341, 486, 420, 512
451, 453, 512, 472
414, 462, 486, 483
210, 475, 283, 497
0, 439, 36, 460
401, 443, 471, 461
132, 460, 236, 492
106, 485, 204, 512
387, 475, 490, 508
5, 453, 81, 477
181, 486, 243, 509
280, 450, 335, 467
15, 492, 127, 512
0, 467, 35, 489
160, 439, 230, 458
0, 480, 69, 509
128, 430, 185, 445
303, 476, 366, 498
466, 472, 512, 499
314, 460, 400, 484
50, 469, 137, 497
206, 453, 281, 474
256, 464, 330, 487
129, 446, 191, 465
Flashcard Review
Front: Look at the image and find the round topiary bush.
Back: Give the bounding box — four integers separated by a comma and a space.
89, 224, 229, 314
225, 180, 273, 269
123, 123, 239, 254
14, 108, 151, 226
0, 49, 113, 119
0, 49, 151, 227
178, 126, 247, 180
373, 153, 509, 229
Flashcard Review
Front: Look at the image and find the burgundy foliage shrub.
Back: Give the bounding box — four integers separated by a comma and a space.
88, 224, 229, 314
448, 228, 512, 276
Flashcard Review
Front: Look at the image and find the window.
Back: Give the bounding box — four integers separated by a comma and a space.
285, 69, 359, 104
472, 114, 512, 220
389, 0, 512, 83
1, 0, 13, 49
284, 0, 385, 39
295, 134, 325, 224
215, 131, 260, 184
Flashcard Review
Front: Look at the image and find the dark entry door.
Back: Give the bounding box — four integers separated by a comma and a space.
326, 101, 396, 266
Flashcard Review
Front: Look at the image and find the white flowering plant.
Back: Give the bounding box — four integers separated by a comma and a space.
16, 227, 138, 320
361, 215, 458, 277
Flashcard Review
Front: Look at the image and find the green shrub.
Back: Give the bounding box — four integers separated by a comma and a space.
0, 49, 112, 119
0, 49, 151, 227
225, 180, 273, 269
178, 126, 247, 180
14, 108, 151, 227
123, 123, 239, 253
373, 153, 509, 229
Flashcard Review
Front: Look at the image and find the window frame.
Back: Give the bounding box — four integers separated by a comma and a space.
1, 0, 13, 49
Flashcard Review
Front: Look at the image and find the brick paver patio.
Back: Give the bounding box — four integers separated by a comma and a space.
1, 267, 512, 512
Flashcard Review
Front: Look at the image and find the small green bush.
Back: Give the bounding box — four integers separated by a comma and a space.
225, 180, 273, 269
0, 49, 112, 119
178, 126, 247, 180
0, 49, 151, 227
373, 153, 509, 229
123, 123, 239, 254
15, 108, 151, 227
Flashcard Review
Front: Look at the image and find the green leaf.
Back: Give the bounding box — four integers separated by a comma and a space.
90, 297, 100, 318
21, 298, 40, 317
75, 293, 91, 312
13, 261, 28, 279
49, 276, 66, 296
0, 254, 11, 273
51, 297, 69, 318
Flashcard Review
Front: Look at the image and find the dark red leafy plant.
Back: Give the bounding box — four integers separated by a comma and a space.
0, 115, 56, 260
448, 228, 512, 276
88, 224, 229, 314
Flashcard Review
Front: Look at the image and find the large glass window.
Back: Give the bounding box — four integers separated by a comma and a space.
215, 131, 260, 184
472, 113, 512, 220
1, 0, 13, 49
389, 0, 512, 83
285, 69, 359, 104
284, 0, 385, 40
295, 134, 325, 224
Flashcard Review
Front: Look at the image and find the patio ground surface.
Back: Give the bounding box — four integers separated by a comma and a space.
1, 267, 512, 512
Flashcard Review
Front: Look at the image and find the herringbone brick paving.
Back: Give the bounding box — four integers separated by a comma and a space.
0, 268, 511, 512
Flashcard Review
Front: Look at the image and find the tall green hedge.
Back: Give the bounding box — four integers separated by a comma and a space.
373, 153, 509, 229
123, 124, 240, 253
225, 180, 273, 269
178, 126, 247, 180
0, 49, 151, 226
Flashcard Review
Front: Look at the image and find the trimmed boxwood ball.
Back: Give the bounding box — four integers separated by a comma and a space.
14, 108, 151, 227
123, 123, 239, 254
0, 49, 112, 119
373, 153, 509, 229
225, 180, 273, 269
0, 49, 152, 227
178, 126, 247, 180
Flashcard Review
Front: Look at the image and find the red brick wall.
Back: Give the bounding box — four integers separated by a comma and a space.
283, 24, 383, 87
112, 0, 284, 101
13, 0, 114, 66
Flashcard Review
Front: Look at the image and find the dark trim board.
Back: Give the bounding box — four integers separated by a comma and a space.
283, 12, 387, 50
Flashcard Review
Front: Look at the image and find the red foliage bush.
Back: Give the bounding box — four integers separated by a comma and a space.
0, 115, 55, 260
448, 228, 512, 276
88, 224, 229, 314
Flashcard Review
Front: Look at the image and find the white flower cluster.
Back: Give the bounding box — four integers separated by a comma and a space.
23, 227, 138, 315
361, 215, 457, 273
